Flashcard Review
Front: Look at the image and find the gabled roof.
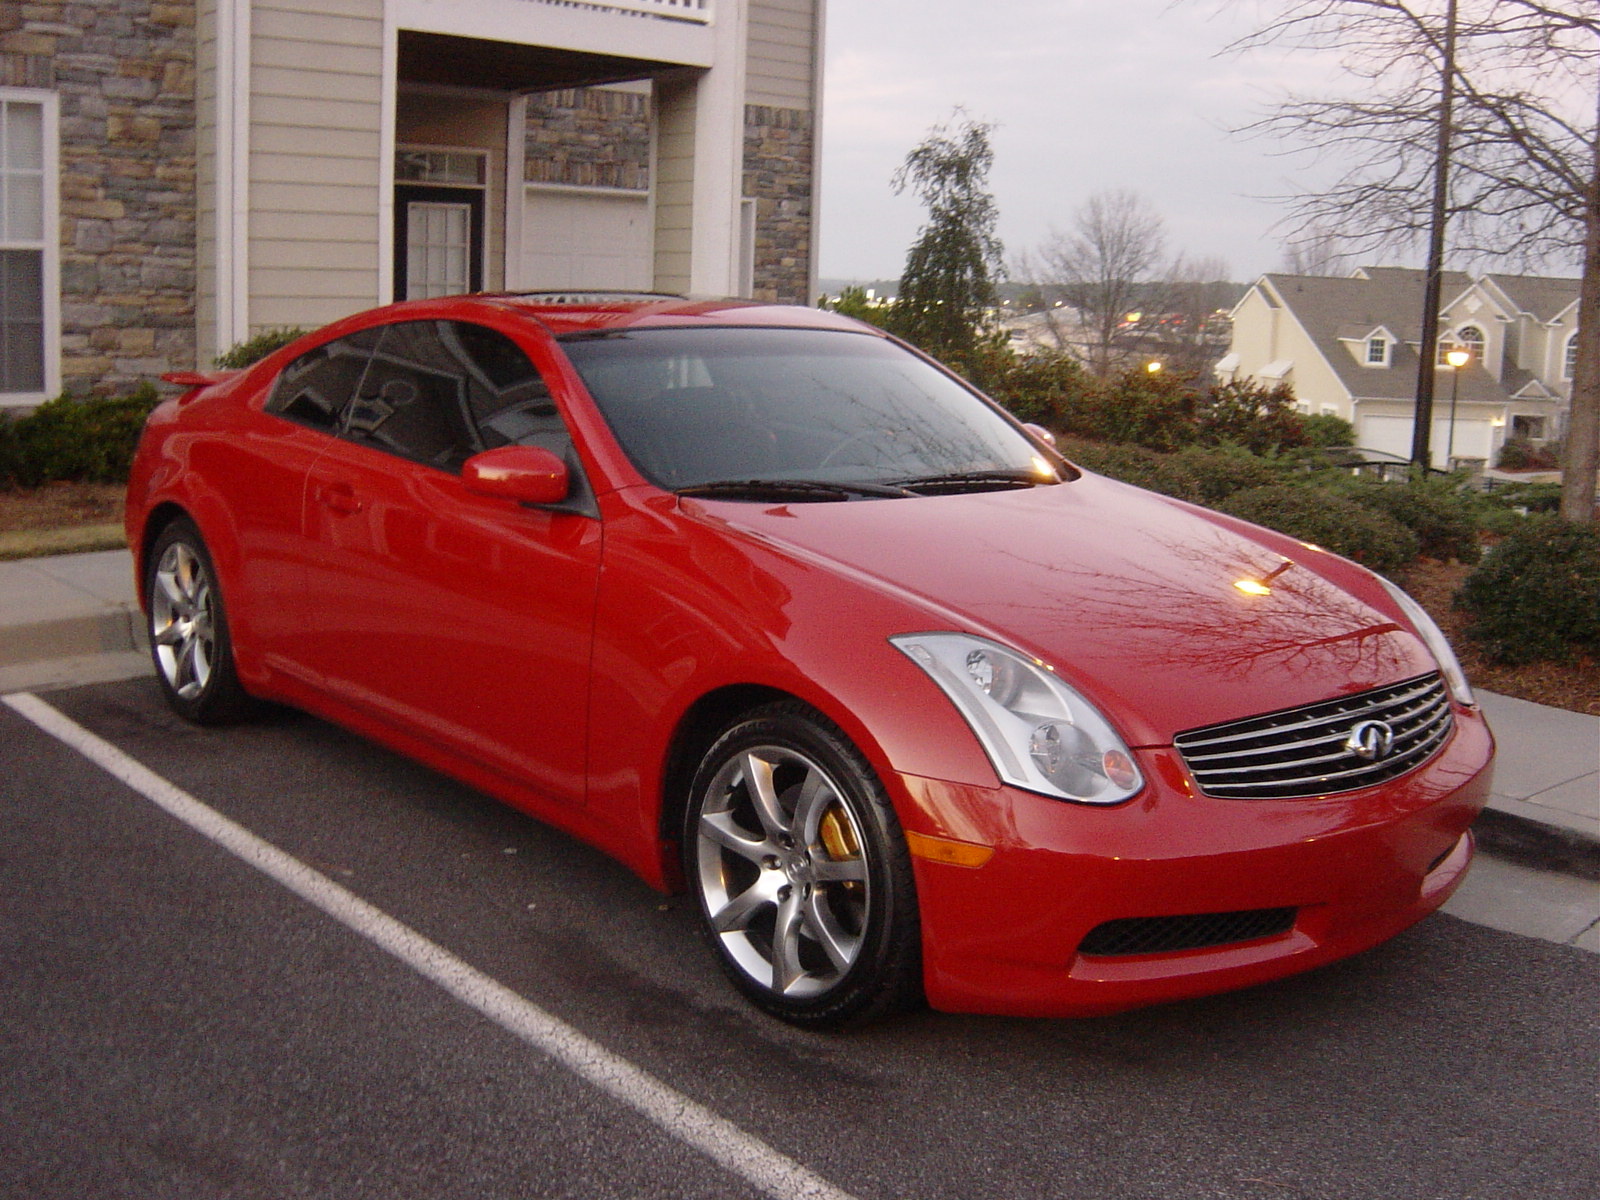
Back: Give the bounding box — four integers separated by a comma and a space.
1479, 274, 1581, 324
1264, 268, 1472, 345
1256, 269, 1482, 402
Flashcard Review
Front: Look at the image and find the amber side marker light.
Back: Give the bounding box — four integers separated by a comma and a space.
904, 830, 995, 869
1234, 578, 1273, 597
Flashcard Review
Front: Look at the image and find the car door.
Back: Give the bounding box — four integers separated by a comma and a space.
298, 318, 603, 806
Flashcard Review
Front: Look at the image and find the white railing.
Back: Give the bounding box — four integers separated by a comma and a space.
519, 0, 712, 23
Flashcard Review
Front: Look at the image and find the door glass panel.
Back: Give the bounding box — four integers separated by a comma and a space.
406, 201, 471, 299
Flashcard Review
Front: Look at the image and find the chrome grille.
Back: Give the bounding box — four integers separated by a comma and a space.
1174, 674, 1454, 800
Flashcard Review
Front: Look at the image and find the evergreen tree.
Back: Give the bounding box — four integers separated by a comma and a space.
887, 116, 1005, 380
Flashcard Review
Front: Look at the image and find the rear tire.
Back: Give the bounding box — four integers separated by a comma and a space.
145, 518, 253, 725
683, 701, 922, 1028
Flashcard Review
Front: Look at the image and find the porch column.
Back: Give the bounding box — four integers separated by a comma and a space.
653, 2, 747, 296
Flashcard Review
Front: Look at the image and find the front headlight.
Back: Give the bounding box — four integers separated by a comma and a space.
891, 633, 1143, 805
1377, 576, 1476, 707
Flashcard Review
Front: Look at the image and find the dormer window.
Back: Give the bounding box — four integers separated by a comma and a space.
1365, 335, 1389, 365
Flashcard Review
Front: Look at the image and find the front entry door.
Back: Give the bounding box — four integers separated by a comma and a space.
394, 184, 484, 300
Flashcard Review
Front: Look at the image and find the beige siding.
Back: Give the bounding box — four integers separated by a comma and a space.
653, 77, 697, 293
249, 0, 385, 330
746, 0, 817, 110
1231, 284, 1352, 418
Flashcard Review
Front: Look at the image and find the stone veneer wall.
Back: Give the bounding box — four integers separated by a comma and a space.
1, 1, 196, 397
525, 87, 651, 191
526, 89, 814, 304
742, 104, 812, 305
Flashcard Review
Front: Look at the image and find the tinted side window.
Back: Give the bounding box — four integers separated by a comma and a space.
343, 321, 478, 469
265, 328, 383, 430
332, 320, 573, 474
448, 321, 571, 459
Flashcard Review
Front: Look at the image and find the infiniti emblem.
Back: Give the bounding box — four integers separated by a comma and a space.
1345, 719, 1396, 762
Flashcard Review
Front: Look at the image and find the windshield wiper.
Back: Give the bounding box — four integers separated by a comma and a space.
887, 468, 1057, 495
676, 478, 911, 502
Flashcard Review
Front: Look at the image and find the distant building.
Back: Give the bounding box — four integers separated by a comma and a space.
1, 0, 823, 408
1219, 267, 1580, 468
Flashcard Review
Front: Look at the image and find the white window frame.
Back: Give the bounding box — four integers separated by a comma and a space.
1365, 334, 1389, 366
1565, 331, 1579, 380
0, 88, 60, 407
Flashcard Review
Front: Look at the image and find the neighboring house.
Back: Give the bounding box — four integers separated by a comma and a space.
0, 0, 823, 408
1219, 266, 1581, 469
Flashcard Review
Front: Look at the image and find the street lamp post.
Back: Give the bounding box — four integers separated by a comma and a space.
1445, 347, 1470, 467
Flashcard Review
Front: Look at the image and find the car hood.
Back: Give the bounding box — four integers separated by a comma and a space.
687, 474, 1435, 746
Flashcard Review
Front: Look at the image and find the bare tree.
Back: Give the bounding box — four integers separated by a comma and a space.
1219, 0, 1599, 520
1031, 190, 1171, 376
1279, 226, 1347, 275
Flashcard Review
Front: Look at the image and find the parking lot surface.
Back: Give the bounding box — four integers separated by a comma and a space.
4, 678, 1597, 1200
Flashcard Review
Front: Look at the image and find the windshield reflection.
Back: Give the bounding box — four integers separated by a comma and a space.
560, 327, 1058, 492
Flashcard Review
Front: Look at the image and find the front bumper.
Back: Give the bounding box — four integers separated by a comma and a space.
896, 709, 1494, 1018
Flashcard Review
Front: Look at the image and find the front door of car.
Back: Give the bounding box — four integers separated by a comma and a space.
297, 319, 602, 806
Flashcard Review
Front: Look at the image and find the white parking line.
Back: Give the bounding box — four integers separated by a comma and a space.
5, 691, 860, 1200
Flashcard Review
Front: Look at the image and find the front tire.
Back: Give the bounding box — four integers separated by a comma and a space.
145, 518, 252, 725
684, 702, 922, 1028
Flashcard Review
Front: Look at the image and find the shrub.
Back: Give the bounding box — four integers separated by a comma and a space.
1219, 483, 1419, 575
1064, 367, 1202, 452
1494, 437, 1560, 471
1168, 443, 1290, 505
1454, 518, 1600, 664
1056, 437, 1206, 503
1194, 380, 1309, 455
215, 326, 307, 369
1341, 475, 1482, 564
992, 353, 1095, 427
1301, 412, 1356, 448
0, 383, 163, 487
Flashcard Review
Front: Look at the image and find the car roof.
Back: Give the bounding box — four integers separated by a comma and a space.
469, 293, 872, 338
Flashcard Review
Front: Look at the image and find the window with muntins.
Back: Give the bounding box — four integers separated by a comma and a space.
1566, 333, 1579, 379
1365, 335, 1388, 365
0, 93, 53, 398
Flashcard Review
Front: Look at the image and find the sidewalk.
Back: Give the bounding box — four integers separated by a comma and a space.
2, 548, 1596, 868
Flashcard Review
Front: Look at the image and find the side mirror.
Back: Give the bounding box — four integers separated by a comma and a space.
1022, 422, 1058, 448
462, 445, 570, 506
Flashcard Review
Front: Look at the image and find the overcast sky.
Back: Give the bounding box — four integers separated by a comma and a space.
816, 0, 1357, 285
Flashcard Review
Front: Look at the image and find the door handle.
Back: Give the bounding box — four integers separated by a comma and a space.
316, 480, 364, 515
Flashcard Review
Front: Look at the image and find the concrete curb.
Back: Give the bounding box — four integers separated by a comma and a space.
0, 610, 145, 668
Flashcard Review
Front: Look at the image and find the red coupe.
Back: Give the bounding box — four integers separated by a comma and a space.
126, 295, 1494, 1026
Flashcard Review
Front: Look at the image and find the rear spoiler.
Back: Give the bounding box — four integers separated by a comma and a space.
161, 369, 242, 389
161, 369, 243, 404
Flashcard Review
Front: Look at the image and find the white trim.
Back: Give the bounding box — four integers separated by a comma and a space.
0, 88, 60, 405
391, 0, 714, 67
688, 1, 747, 295
215, 0, 252, 353
504, 94, 528, 290
806, 0, 825, 304
379, 6, 399, 303
737, 196, 755, 297
525, 182, 653, 199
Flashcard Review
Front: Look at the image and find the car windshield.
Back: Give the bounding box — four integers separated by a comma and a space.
559, 326, 1061, 496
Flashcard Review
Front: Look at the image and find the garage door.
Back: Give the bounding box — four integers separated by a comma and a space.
1359, 414, 1494, 468
520, 189, 652, 291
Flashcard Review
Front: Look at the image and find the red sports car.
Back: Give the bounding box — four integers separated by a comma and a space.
126, 295, 1493, 1027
